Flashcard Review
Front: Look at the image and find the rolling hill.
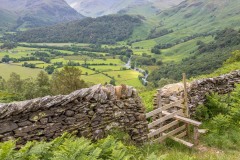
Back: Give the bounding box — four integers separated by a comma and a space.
0, 0, 84, 30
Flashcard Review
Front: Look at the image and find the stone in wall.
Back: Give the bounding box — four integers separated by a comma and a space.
0, 84, 148, 145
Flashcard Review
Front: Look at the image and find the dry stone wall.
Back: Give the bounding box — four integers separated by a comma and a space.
154, 70, 240, 114
0, 84, 148, 145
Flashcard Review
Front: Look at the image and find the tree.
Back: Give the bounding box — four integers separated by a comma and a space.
151, 47, 161, 54
36, 71, 51, 97
109, 79, 116, 86
22, 78, 38, 99
50, 66, 87, 95
0, 76, 6, 90
7, 73, 23, 94
45, 65, 55, 74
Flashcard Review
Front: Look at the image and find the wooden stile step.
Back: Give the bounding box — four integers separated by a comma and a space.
154, 125, 186, 142
170, 136, 194, 148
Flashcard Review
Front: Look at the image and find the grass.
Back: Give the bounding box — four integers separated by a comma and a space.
160, 36, 214, 62
0, 63, 43, 79
81, 73, 112, 85
88, 65, 124, 72
57, 66, 96, 75
103, 70, 143, 88
51, 58, 124, 65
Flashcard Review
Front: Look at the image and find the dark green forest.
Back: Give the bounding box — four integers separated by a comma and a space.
148, 29, 240, 82
14, 15, 141, 44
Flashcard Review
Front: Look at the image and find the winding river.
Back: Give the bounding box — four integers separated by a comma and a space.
124, 57, 148, 85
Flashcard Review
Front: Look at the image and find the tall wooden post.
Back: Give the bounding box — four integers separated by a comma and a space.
157, 90, 163, 137
182, 73, 190, 137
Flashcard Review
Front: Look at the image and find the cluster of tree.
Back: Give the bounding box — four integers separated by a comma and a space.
67, 61, 80, 66
0, 54, 49, 64
197, 29, 240, 54
0, 66, 87, 102
147, 29, 173, 39
31, 51, 68, 63
131, 56, 157, 66
151, 47, 161, 54
131, 54, 162, 67
1, 55, 36, 63
14, 15, 142, 44
22, 62, 36, 68
0, 41, 17, 49
148, 29, 240, 81
18, 44, 133, 58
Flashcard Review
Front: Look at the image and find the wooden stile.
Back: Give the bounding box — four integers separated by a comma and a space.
146, 73, 202, 148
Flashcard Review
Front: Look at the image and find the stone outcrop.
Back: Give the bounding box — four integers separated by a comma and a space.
0, 84, 148, 144
154, 70, 240, 114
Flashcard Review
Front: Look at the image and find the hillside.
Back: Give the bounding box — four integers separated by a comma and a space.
127, 0, 240, 83
0, 9, 17, 32
135, 0, 240, 43
65, 0, 184, 17
0, 0, 84, 30
14, 15, 142, 44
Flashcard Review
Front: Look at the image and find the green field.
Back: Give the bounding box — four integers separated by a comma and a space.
0, 63, 43, 79
103, 70, 143, 88
81, 73, 112, 85
88, 65, 124, 72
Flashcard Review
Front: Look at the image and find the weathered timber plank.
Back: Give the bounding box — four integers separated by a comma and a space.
162, 99, 184, 111
146, 108, 162, 119
148, 110, 183, 129
154, 125, 186, 142
146, 100, 183, 118
170, 136, 194, 148
175, 131, 187, 138
148, 120, 179, 138
162, 111, 202, 127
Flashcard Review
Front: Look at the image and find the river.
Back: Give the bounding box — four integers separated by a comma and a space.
124, 57, 148, 85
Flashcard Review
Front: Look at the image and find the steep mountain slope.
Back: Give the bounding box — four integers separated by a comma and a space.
65, 0, 184, 17
0, 0, 84, 29
0, 9, 17, 32
132, 0, 240, 45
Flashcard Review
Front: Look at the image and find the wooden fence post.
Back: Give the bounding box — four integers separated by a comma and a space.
157, 90, 163, 137
182, 73, 190, 137
194, 126, 199, 145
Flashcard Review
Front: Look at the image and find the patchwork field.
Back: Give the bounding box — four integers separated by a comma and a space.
0, 45, 144, 88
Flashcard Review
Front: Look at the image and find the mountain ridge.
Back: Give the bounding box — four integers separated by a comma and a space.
0, 0, 84, 30
65, 0, 184, 17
